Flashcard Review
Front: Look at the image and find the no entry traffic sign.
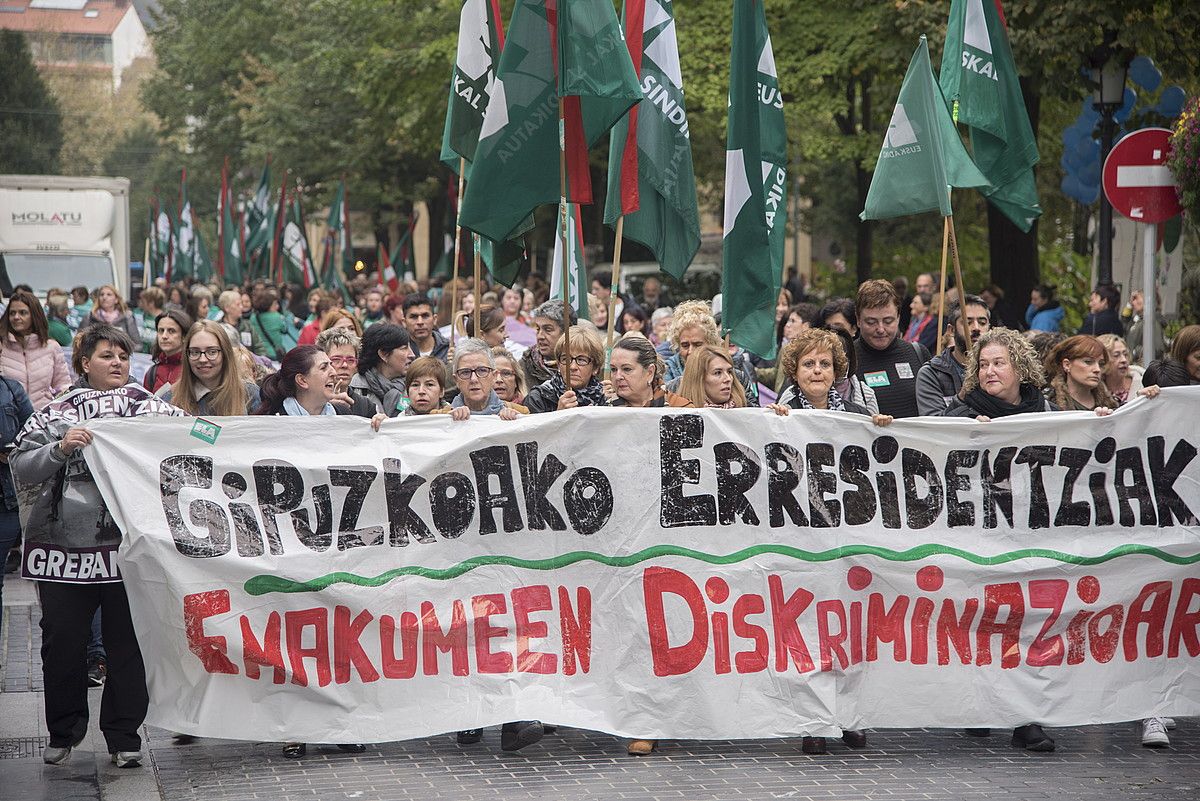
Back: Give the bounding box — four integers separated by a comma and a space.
1102, 127, 1183, 224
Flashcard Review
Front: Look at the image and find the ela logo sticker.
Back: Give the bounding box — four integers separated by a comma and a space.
864, 370, 891, 388
191, 418, 221, 445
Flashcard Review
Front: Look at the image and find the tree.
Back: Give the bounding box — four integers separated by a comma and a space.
0, 30, 63, 173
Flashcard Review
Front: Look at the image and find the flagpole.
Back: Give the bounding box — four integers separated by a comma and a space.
558, 98, 571, 384
945, 213, 971, 350
472, 233, 482, 338
935, 216, 950, 355
603, 215, 625, 381
450, 158, 466, 351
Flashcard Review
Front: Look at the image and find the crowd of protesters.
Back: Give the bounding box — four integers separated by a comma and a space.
1, 264, 1197, 769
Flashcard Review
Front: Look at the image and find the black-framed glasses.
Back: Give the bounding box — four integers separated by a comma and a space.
566, 355, 594, 367
187, 348, 221, 361
454, 366, 494, 381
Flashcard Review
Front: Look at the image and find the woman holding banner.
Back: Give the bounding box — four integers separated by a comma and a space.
522, 326, 609, 414
253, 345, 382, 758
491, 347, 528, 407
602, 334, 690, 757
604, 335, 692, 410
1043, 335, 1119, 412
767, 328, 892, 428
165, 321, 261, 417
12, 325, 184, 769
764, 328, 887, 754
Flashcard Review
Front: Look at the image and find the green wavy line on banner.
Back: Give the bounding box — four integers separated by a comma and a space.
241, 543, 1200, 596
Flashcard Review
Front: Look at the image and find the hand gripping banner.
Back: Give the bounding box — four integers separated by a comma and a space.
82, 391, 1200, 742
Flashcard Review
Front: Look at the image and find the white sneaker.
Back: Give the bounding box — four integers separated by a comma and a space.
1141, 718, 1169, 748
1162, 717, 1176, 730
111, 750, 143, 768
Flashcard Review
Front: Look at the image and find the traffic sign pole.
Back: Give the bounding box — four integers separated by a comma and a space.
1143, 224, 1156, 364
1102, 128, 1181, 366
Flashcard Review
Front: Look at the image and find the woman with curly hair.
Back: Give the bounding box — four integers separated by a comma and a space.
1043, 335, 1118, 412
768, 328, 892, 426
936, 328, 1057, 421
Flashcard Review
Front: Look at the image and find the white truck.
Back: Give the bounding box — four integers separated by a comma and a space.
0, 175, 131, 300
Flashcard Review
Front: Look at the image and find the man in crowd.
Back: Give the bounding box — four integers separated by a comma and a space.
521, 299, 575, 388
1078, 282, 1125, 337
403, 294, 449, 363
915, 294, 991, 415
640, 276, 673, 313
217, 289, 265, 356
853, 279, 931, 418
914, 272, 935, 297
361, 289, 385, 329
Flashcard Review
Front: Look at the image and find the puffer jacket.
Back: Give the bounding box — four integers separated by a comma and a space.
0, 334, 71, 408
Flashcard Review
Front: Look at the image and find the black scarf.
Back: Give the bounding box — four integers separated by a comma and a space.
964, 383, 1045, 418
546, 373, 608, 407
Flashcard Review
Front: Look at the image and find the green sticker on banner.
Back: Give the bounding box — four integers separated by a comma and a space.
191, 418, 221, 445
864, 370, 890, 388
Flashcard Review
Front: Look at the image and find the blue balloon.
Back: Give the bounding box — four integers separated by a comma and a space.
1079, 98, 1101, 123
1079, 159, 1101, 187
1157, 86, 1187, 118
1128, 56, 1162, 92
1078, 182, 1100, 205
1074, 135, 1099, 163
1114, 88, 1137, 123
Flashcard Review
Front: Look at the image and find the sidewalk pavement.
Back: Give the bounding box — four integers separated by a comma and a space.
4, 571, 1199, 801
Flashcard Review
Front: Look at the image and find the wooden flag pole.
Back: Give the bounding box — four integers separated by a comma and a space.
946, 214, 972, 352
558, 98, 571, 384
603, 215, 625, 381
472, 233, 482, 338
449, 157, 466, 351
935, 216, 950, 355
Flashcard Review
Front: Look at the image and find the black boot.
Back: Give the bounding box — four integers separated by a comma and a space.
500, 721, 544, 752
1011, 724, 1055, 752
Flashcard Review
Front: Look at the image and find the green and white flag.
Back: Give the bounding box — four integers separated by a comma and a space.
604, 0, 701, 281
244, 163, 273, 279
440, 0, 506, 176
282, 193, 316, 288
154, 202, 172, 281
861, 36, 990, 221
173, 169, 212, 283
440, 0, 530, 287
321, 181, 352, 301
458, 0, 641, 245
721, 0, 788, 360
549, 202, 590, 322
940, 0, 1040, 231
220, 187, 244, 287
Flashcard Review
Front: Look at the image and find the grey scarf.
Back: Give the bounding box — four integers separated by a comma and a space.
359, 368, 407, 416
451, 389, 506, 415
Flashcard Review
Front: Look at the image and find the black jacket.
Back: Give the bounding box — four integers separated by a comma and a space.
1077, 308, 1125, 337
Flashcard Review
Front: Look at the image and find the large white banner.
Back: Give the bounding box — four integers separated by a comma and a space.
83, 391, 1200, 742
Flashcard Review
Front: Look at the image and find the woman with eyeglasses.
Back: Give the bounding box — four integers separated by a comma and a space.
448, 338, 527, 420
522, 325, 609, 413
490, 347, 527, 406
348, 323, 412, 417
315, 327, 376, 418
164, 321, 261, 416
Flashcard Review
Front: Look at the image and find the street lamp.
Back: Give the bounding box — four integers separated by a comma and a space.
1087, 33, 1132, 286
